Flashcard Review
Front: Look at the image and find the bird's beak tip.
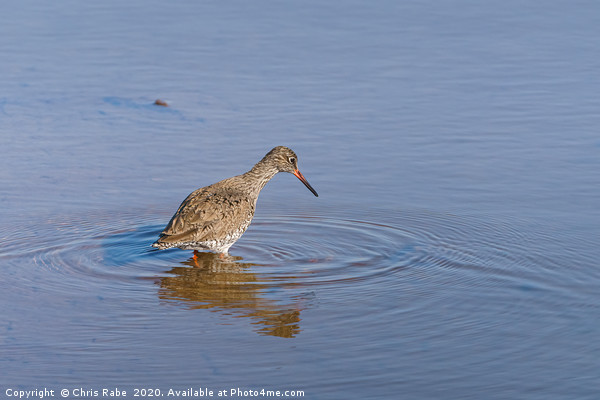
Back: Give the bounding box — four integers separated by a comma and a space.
293, 169, 319, 197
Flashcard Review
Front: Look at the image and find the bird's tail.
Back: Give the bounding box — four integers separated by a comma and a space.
151, 238, 173, 250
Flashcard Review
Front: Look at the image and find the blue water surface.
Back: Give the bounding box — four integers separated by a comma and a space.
1, 1, 599, 399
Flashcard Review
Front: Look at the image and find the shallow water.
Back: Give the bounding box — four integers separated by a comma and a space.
2, 1, 600, 399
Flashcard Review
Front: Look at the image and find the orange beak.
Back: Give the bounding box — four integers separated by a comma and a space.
293, 169, 319, 197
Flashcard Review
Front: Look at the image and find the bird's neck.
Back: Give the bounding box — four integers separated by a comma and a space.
243, 162, 279, 193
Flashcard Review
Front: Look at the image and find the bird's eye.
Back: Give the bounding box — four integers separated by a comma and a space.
289, 157, 296, 164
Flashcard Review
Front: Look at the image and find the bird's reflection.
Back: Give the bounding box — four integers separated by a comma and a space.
157, 251, 301, 338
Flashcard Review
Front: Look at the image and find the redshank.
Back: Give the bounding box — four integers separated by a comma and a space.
152, 146, 318, 256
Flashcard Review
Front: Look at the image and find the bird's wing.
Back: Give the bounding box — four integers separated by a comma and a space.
156, 184, 255, 245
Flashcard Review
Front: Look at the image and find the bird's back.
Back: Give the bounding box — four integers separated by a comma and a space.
152, 177, 257, 252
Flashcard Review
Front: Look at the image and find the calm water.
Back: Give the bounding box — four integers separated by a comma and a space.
1, 1, 600, 399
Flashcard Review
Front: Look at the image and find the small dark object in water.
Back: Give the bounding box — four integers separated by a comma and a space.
154, 99, 168, 107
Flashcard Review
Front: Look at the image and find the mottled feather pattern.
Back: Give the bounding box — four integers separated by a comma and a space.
152, 146, 317, 254
154, 180, 256, 252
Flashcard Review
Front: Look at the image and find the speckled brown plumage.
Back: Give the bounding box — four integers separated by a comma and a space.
152, 146, 318, 254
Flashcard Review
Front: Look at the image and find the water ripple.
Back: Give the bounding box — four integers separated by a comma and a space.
0, 207, 592, 337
